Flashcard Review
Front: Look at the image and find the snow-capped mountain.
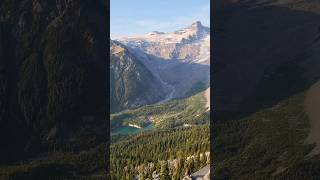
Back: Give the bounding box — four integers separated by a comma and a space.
112, 21, 210, 105
119, 21, 210, 65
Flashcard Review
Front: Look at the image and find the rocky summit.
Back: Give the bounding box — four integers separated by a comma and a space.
119, 21, 210, 64
111, 21, 211, 118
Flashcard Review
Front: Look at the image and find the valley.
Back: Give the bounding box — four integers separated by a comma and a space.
111, 90, 209, 135
110, 21, 211, 179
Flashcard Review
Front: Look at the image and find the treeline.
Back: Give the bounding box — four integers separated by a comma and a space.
110, 125, 210, 179
110, 91, 209, 133
131, 153, 210, 180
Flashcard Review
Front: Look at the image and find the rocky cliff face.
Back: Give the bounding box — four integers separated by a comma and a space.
110, 40, 166, 112
116, 22, 210, 101
120, 21, 210, 64
0, 0, 107, 163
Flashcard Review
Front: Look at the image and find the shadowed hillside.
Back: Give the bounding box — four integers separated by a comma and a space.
0, 0, 108, 178
214, 0, 320, 179
110, 40, 167, 112
213, 0, 320, 120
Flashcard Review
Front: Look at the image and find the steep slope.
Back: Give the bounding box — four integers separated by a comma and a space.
214, 0, 320, 179
0, 0, 107, 170
214, 83, 320, 179
110, 22, 211, 179
119, 21, 210, 100
110, 40, 166, 112
305, 81, 320, 156
214, 0, 320, 119
120, 21, 210, 64
215, 90, 305, 179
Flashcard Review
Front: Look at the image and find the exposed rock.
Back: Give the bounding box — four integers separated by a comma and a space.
110, 40, 167, 112
119, 21, 210, 64
182, 176, 192, 180
116, 22, 210, 101
191, 165, 210, 180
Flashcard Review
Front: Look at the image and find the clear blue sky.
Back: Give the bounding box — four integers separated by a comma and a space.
111, 0, 210, 38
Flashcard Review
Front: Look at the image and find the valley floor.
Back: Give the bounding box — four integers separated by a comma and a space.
110, 90, 210, 179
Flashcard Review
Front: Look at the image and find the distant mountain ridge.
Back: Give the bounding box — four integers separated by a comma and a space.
110, 22, 211, 179
119, 21, 210, 64
111, 21, 210, 105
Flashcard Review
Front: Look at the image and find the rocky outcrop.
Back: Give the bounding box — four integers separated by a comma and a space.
116, 22, 210, 100
120, 21, 210, 64
110, 40, 166, 112
191, 165, 210, 180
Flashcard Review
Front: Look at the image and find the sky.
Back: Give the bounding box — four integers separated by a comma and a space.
111, 0, 210, 38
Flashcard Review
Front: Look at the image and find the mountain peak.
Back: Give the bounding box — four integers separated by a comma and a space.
189, 21, 209, 31
119, 21, 209, 46
147, 31, 165, 36
190, 21, 203, 28
183, 21, 209, 38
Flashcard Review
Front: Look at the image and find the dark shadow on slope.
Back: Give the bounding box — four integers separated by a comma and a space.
212, 0, 320, 178
110, 41, 167, 113
0, 0, 108, 168
213, 0, 320, 122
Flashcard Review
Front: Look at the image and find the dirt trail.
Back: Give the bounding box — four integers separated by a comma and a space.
305, 80, 320, 156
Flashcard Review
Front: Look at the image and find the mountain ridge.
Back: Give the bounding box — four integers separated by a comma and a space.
118, 21, 210, 63
110, 40, 167, 112
111, 22, 210, 110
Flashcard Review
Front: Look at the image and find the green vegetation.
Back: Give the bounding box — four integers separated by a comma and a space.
110, 90, 210, 179
110, 40, 166, 113
110, 125, 210, 179
0, 143, 107, 179
214, 92, 320, 179
184, 80, 208, 98
111, 91, 209, 135
0, 1, 108, 179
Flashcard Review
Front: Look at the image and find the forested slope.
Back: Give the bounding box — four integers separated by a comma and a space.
0, 0, 108, 179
